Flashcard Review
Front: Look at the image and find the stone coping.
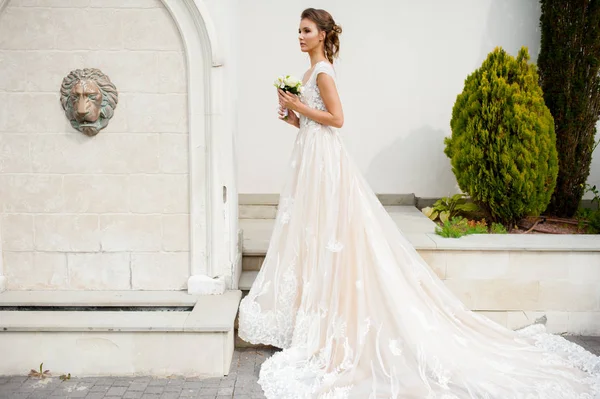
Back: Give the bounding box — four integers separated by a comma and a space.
239, 193, 416, 206
240, 206, 600, 255
0, 290, 198, 307
0, 290, 242, 333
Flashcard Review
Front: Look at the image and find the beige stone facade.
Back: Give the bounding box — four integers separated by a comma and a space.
0, 0, 191, 290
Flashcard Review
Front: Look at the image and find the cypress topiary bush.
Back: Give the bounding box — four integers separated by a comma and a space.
537, 0, 600, 217
444, 47, 558, 227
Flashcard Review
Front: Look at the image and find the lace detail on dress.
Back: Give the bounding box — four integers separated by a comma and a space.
299, 61, 336, 129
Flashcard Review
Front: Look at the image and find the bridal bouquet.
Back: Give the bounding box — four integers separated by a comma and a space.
274, 75, 304, 118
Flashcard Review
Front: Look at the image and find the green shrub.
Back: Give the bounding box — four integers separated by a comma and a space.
538, 0, 600, 216
445, 47, 558, 227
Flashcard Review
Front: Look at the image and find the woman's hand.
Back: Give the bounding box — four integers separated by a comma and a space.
278, 89, 303, 112
277, 105, 299, 127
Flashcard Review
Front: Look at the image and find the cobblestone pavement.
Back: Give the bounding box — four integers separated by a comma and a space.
1, 337, 598, 399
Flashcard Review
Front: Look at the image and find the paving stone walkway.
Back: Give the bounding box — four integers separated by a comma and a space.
1, 337, 598, 399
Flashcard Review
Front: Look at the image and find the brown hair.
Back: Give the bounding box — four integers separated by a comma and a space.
301, 8, 342, 64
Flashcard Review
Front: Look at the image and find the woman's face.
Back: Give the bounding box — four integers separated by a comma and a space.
298, 18, 324, 54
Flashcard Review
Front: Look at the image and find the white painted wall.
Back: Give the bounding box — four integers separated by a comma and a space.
0, 0, 190, 290
233, 0, 600, 198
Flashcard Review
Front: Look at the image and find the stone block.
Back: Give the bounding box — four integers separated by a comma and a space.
444, 279, 540, 311
63, 175, 130, 213
418, 250, 446, 279
90, 0, 162, 7
0, 7, 55, 49
162, 215, 190, 251
476, 279, 540, 310
54, 8, 123, 51
22, 51, 87, 92
568, 312, 600, 335
35, 215, 100, 252
11, 0, 91, 7
507, 311, 570, 334
67, 253, 130, 290
0, 331, 233, 377
122, 8, 183, 51
5, 93, 66, 133
85, 51, 158, 93
0, 51, 28, 91
241, 256, 264, 272
0, 93, 7, 132
507, 252, 570, 281
442, 280, 477, 309
238, 204, 278, 219
1, 214, 34, 251
474, 311, 507, 327
538, 281, 599, 311
31, 133, 160, 174
157, 52, 186, 94
4, 252, 68, 290
100, 215, 161, 252
568, 252, 600, 283
131, 252, 189, 290
0, 174, 64, 213
128, 174, 189, 214
445, 251, 509, 280
159, 133, 189, 173
122, 93, 187, 133
0, 134, 30, 173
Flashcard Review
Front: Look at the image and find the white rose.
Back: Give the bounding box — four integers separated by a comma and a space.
273, 76, 284, 88
283, 75, 300, 87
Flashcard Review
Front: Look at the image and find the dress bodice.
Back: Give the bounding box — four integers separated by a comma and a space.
299, 61, 337, 129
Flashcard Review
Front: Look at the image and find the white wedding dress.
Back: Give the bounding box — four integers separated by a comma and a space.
238, 61, 600, 399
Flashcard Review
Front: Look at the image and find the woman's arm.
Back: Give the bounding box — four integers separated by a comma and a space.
278, 73, 344, 128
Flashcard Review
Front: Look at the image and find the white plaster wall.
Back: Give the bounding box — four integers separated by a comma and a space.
234, 0, 600, 198
0, 0, 190, 290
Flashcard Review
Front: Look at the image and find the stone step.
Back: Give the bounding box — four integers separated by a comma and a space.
239, 271, 259, 291
240, 206, 438, 263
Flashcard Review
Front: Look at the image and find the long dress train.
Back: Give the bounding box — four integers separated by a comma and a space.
238, 61, 600, 399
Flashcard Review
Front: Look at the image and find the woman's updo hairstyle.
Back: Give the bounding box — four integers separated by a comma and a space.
301, 8, 341, 63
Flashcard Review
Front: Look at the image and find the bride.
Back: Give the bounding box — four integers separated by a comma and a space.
238, 7, 600, 399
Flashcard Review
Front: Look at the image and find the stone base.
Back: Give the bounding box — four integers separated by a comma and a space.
188, 275, 226, 295
0, 330, 234, 377
0, 290, 241, 377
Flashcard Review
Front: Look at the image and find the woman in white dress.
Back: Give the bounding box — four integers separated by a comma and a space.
238, 7, 600, 399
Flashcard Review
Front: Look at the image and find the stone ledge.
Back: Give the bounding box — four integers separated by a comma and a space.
0, 290, 198, 307
240, 206, 600, 255
239, 193, 416, 206
0, 290, 241, 332
428, 233, 600, 252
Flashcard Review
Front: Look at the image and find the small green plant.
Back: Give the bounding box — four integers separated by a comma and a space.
576, 184, 600, 233
490, 222, 508, 234
435, 217, 488, 238
28, 363, 51, 379
421, 194, 479, 223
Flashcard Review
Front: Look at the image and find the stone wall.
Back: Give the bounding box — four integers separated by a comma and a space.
0, 0, 190, 290
421, 250, 600, 335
